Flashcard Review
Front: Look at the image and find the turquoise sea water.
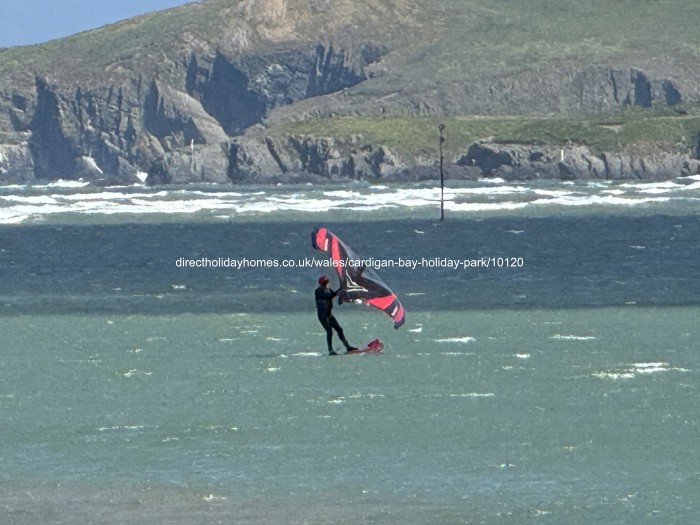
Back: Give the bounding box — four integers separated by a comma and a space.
1, 180, 699, 524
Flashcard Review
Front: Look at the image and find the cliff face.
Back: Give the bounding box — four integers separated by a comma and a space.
0, 39, 380, 184
222, 127, 700, 184
1, 0, 700, 185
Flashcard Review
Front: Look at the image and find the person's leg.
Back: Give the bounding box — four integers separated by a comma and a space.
330, 316, 355, 350
318, 315, 335, 354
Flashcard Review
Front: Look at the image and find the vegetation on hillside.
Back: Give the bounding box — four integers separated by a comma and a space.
279, 105, 700, 158
2, 0, 699, 83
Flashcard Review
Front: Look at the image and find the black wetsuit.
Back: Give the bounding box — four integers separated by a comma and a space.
315, 285, 350, 354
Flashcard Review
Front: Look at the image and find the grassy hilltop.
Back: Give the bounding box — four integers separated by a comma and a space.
3, 0, 700, 70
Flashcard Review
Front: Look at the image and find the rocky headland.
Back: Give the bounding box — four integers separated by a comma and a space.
1, 0, 700, 185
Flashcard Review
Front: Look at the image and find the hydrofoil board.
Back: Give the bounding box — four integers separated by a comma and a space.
345, 338, 383, 355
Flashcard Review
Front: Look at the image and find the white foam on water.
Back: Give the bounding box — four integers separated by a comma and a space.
550, 334, 596, 341
174, 190, 243, 198
449, 185, 531, 196
593, 371, 638, 379
602, 188, 627, 196
632, 362, 669, 374
202, 494, 227, 502
638, 184, 680, 195
237, 197, 354, 214
614, 178, 700, 197
1, 178, 698, 223
681, 180, 700, 191
435, 336, 476, 343
59, 191, 167, 201
447, 201, 530, 212
535, 194, 672, 207
1, 195, 60, 205
449, 393, 495, 398
94, 198, 236, 215
34, 179, 91, 189
120, 369, 153, 378
0, 212, 32, 224
593, 362, 691, 379
322, 190, 361, 198
532, 189, 573, 198
580, 180, 612, 187
97, 424, 154, 432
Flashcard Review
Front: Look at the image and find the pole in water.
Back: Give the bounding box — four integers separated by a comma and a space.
438, 123, 445, 221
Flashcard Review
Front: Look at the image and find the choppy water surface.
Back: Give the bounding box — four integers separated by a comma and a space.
1, 175, 700, 224
1, 178, 699, 524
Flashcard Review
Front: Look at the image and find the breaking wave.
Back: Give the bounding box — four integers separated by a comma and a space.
2, 176, 700, 224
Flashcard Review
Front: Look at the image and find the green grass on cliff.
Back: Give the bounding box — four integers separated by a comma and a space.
279, 106, 700, 158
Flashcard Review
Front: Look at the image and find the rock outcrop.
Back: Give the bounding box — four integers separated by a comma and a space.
226, 127, 409, 182
455, 142, 700, 181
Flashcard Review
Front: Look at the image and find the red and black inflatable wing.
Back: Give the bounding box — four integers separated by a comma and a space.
312, 227, 406, 329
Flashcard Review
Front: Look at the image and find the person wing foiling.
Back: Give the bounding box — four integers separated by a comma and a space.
315, 275, 357, 355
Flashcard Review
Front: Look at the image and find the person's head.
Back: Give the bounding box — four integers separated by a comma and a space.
318, 275, 330, 287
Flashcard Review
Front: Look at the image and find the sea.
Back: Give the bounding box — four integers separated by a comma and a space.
1, 176, 699, 524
